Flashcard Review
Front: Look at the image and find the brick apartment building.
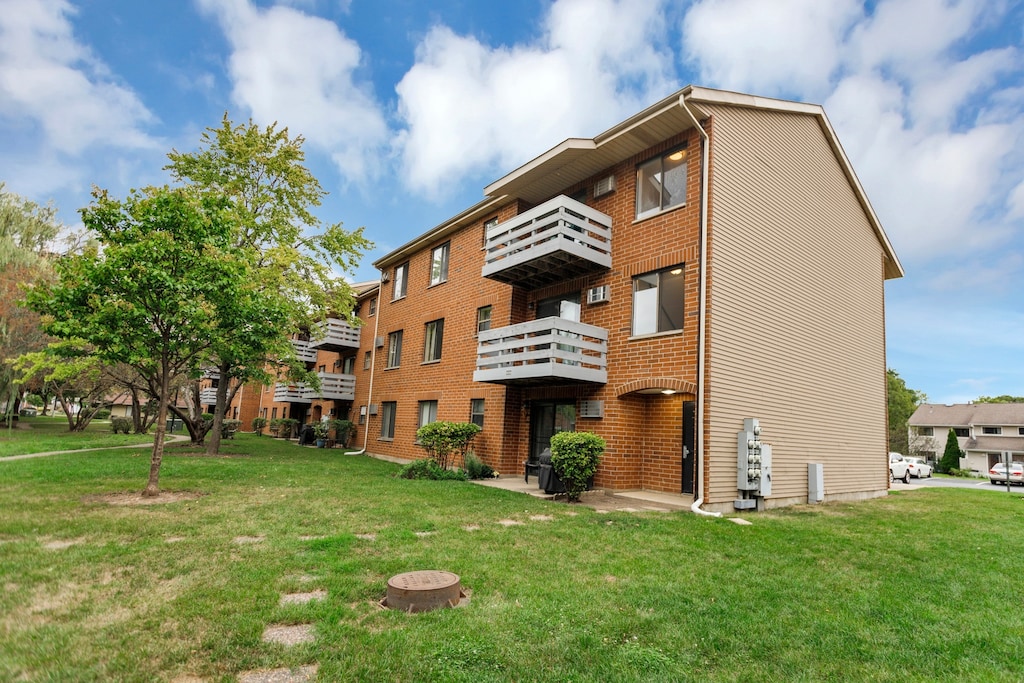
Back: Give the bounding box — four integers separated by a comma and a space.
241, 86, 903, 513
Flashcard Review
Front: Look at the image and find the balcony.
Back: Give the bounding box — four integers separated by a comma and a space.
473, 317, 608, 386
291, 338, 318, 364
301, 372, 356, 401
199, 388, 218, 405
274, 383, 312, 404
482, 195, 612, 289
309, 318, 360, 352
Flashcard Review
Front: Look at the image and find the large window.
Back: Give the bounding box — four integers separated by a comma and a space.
423, 319, 444, 363
393, 262, 408, 300
636, 147, 687, 219
381, 402, 396, 439
386, 330, 403, 368
632, 265, 685, 335
477, 306, 492, 334
983, 426, 1002, 435
470, 399, 485, 427
430, 243, 449, 286
954, 427, 969, 437
418, 400, 438, 428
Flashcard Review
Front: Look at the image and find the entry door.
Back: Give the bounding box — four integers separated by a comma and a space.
529, 400, 577, 462
536, 293, 581, 365
682, 401, 695, 494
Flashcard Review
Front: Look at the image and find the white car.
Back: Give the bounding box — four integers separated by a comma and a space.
905, 456, 932, 478
988, 462, 1024, 486
889, 452, 911, 484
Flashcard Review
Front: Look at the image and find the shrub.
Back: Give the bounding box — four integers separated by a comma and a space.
415, 421, 481, 470
221, 419, 241, 439
110, 416, 131, 434
463, 451, 495, 480
94, 409, 111, 420
397, 458, 468, 481
550, 431, 605, 502
251, 416, 267, 435
312, 421, 330, 439
279, 418, 299, 439
330, 419, 354, 446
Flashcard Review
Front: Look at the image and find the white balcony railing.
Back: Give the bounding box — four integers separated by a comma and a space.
482, 195, 612, 288
473, 316, 608, 385
291, 338, 318, 364
301, 372, 356, 401
202, 367, 220, 381
199, 388, 218, 405
309, 318, 360, 351
274, 383, 312, 404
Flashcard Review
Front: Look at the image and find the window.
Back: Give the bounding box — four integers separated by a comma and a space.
632, 265, 686, 335
318, 364, 325, 373
983, 426, 1002, 435
423, 319, 444, 362
363, 350, 371, 370
369, 297, 377, 316
393, 262, 408, 300
418, 400, 438, 428
430, 243, 449, 286
380, 402, 396, 439
386, 330, 403, 368
636, 147, 687, 219
954, 427, 969, 437
470, 399, 485, 427
917, 426, 934, 436
359, 405, 367, 425
272, 407, 278, 420
341, 356, 355, 374
1019, 427, 1024, 436
477, 306, 492, 334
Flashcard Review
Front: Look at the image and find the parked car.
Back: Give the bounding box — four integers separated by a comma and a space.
988, 462, 1024, 486
905, 456, 932, 478
889, 452, 911, 484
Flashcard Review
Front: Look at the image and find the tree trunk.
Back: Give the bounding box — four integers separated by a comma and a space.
205, 361, 231, 456
143, 370, 171, 498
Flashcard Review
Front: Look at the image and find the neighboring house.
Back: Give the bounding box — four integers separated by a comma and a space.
908, 403, 1024, 474
322, 85, 903, 513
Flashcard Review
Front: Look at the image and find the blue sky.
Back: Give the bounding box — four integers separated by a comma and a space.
1, 0, 1022, 404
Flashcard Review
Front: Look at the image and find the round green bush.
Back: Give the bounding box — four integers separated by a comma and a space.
550, 431, 605, 502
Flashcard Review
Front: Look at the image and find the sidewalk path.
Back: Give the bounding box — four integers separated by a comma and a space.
0, 433, 190, 462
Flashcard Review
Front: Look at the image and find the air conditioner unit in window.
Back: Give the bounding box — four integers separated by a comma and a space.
587, 285, 610, 304
580, 400, 604, 418
593, 175, 616, 198
379, 271, 391, 283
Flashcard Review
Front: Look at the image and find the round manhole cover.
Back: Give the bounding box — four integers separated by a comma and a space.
385, 570, 464, 613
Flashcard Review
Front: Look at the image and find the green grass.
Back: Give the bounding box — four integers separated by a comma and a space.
0, 415, 158, 457
1, 434, 1022, 682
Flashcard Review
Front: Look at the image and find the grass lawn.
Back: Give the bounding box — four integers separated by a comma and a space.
1, 434, 1022, 682
0, 415, 156, 458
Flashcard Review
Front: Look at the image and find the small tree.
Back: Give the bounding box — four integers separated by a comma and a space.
550, 431, 605, 502
251, 416, 267, 435
415, 421, 481, 470
938, 428, 963, 474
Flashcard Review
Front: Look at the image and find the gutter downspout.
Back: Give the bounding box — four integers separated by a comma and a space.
680, 94, 722, 518
348, 278, 383, 456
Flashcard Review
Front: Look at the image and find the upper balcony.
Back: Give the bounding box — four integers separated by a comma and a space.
301, 372, 356, 401
199, 387, 218, 405
274, 383, 312, 404
482, 195, 612, 289
473, 317, 608, 386
291, 338, 318, 364
309, 318, 360, 352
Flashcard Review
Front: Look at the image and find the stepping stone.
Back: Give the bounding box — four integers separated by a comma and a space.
234, 536, 265, 545
42, 539, 82, 550
355, 533, 376, 541
496, 519, 523, 526
529, 515, 553, 522
238, 664, 318, 682
297, 535, 324, 541
165, 536, 185, 543
414, 531, 436, 537
729, 518, 753, 526
262, 624, 314, 646
279, 590, 327, 606
462, 524, 480, 532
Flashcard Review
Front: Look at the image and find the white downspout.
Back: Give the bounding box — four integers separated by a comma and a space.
680, 95, 721, 518
348, 277, 383, 456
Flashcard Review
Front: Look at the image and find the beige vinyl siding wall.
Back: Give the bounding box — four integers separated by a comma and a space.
702, 105, 889, 509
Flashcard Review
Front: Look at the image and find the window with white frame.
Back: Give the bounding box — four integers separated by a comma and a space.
470, 399, 485, 427
430, 243, 449, 286
418, 400, 438, 428
369, 296, 377, 316
380, 402, 396, 439
636, 146, 687, 220
393, 262, 408, 300
477, 305, 492, 334
386, 330, 403, 368
423, 319, 444, 362
983, 426, 1002, 435
632, 265, 685, 335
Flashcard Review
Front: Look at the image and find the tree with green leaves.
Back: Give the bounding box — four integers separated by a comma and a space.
887, 369, 926, 455
938, 428, 964, 474
27, 186, 251, 496
165, 116, 370, 455
976, 395, 1024, 403
14, 345, 116, 431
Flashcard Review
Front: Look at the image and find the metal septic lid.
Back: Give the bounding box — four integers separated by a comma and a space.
385, 570, 463, 613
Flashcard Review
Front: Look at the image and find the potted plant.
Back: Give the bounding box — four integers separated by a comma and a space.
329, 419, 354, 449
313, 421, 330, 448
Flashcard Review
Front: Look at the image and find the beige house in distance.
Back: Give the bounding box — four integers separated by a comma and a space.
909, 403, 1024, 474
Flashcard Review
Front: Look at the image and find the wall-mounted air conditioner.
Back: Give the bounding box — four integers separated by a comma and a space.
374, 336, 384, 348
587, 285, 610, 304
593, 175, 616, 198
368, 404, 378, 416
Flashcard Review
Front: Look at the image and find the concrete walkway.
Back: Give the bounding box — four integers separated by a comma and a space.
0, 433, 190, 462
474, 475, 694, 513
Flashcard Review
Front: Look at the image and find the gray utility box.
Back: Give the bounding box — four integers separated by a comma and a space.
808, 463, 824, 503
737, 418, 772, 497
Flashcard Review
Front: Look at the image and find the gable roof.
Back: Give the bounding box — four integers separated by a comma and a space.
909, 403, 1024, 427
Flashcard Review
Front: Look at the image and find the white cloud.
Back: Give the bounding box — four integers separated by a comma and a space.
197, 0, 388, 183
0, 0, 155, 155
395, 0, 675, 198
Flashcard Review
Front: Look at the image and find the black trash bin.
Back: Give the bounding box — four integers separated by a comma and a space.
536, 448, 566, 494
298, 424, 315, 445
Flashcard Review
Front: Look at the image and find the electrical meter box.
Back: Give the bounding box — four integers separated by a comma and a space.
737, 418, 772, 497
